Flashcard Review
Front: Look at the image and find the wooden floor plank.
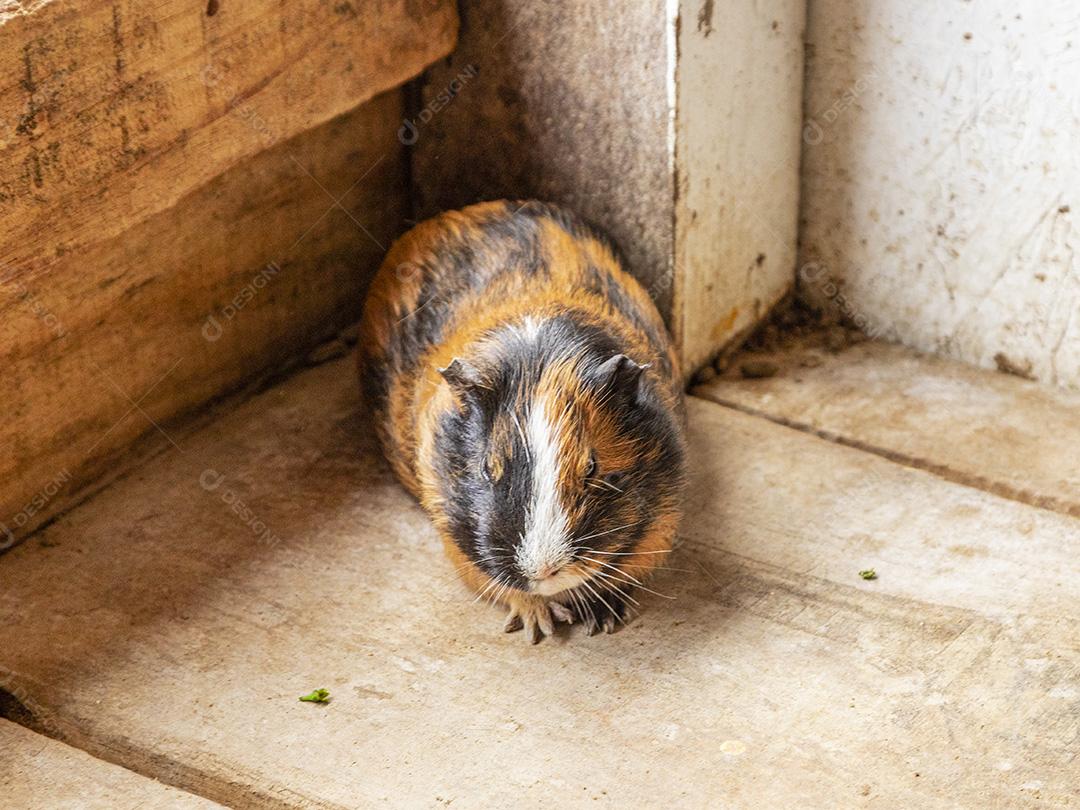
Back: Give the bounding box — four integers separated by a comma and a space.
0, 358, 1076, 807
695, 337, 1080, 517
0, 718, 222, 808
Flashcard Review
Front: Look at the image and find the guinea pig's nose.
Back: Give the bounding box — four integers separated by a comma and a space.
534, 563, 561, 580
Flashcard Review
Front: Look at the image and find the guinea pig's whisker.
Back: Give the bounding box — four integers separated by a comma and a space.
569, 588, 588, 620
625, 579, 676, 601
625, 573, 675, 600
474, 553, 512, 564
473, 575, 506, 604
582, 548, 673, 556
579, 578, 619, 619
496, 579, 515, 606
580, 558, 676, 600
453, 554, 509, 576
590, 573, 641, 606
573, 520, 642, 544
472, 579, 497, 604
579, 554, 645, 585
491, 580, 511, 608
576, 590, 599, 626
588, 568, 638, 595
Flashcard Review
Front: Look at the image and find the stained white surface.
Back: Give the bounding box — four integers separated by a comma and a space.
676, 0, 806, 371
801, 0, 1080, 390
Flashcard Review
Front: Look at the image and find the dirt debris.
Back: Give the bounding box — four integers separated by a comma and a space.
691, 295, 873, 384
740, 360, 780, 379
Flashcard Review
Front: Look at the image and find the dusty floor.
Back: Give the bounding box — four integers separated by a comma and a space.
1, 342, 1078, 808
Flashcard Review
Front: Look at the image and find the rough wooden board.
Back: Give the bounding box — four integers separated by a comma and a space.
1, 359, 1078, 807
0, 90, 406, 550
0, 718, 223, 809
0, 0, 456, 279
674, 0, 805, 372
694, 337, 1080, 518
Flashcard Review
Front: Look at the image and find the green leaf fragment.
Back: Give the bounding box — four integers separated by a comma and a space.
299, 688, 331, 703
859, 569, 877, 580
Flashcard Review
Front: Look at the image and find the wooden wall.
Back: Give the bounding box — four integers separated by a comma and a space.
0, 0, 458, 548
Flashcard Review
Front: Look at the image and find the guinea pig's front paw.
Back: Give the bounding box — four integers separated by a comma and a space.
502, 595, 573, 644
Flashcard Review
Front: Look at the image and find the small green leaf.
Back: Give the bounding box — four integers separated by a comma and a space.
299, 688, 331, 703
859, 569, 877, 581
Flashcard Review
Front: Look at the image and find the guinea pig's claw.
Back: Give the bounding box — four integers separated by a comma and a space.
575, 589, 631, 636
549, 601, 575, 624
504, 598, 571, 643
582, 612, 617, 636
525, 620, 543, 645
503, 612, 524, 633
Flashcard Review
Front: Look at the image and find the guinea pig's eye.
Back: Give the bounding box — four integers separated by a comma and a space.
583, 452, 597, 479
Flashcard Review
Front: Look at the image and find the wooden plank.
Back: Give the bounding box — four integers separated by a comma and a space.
0, 719, 222, 809
0, 91, 406, 549
0, 0, 456, 279
674, 0, 806, 372
0, 357, 1076, 807
694, 336, 1080, 517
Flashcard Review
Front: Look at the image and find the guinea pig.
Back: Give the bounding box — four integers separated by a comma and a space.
359, 200, 686, 643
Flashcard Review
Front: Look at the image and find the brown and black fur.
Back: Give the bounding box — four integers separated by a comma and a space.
360, 200, 685, 642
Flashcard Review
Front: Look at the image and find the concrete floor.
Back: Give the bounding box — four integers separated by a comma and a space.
1, 343, 1078, 808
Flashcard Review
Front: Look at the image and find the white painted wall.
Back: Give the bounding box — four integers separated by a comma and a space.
800, 1, 1080, 390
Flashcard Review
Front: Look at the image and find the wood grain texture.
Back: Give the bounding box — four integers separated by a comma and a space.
0, 0, 459, 548
0, 718, 224, 809
0, 0, 456, 277
0, 91, 408, 549
0, 357, 1076, 807
694, 336, 1080, 517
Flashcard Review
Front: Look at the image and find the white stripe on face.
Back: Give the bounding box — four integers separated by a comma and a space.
516, 396, 572, 584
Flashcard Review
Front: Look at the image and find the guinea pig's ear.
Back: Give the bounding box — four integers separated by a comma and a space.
438, 358, 488, 409
594, 353, 649, 406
